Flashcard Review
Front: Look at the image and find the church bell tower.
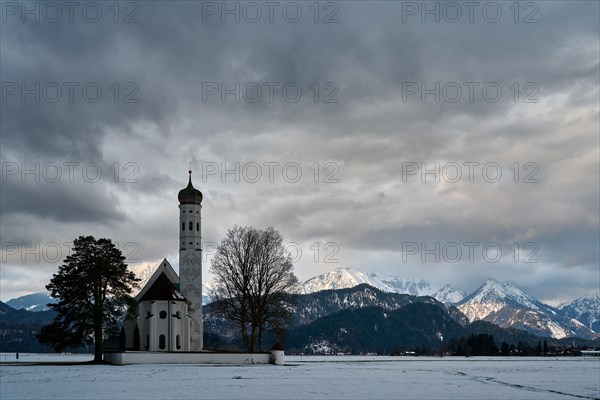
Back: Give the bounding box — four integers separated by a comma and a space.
178, 167, 203, 350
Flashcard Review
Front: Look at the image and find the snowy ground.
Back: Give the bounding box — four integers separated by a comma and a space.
1, 354, 599, 399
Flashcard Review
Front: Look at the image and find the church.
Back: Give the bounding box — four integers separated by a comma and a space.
125, 169, 204, 352
110, 170, 283, 365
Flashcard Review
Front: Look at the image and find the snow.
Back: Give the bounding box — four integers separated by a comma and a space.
462, 280, 540, 311
1, 354, 599, 400
301, 267, 434, 296
5, 292, 56, 312
458, 301, 505, 322
432, 284, 467, 304
559, 293, 600, 332
456, 280, 597, 339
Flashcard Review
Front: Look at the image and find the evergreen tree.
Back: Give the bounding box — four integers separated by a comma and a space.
37, 236, 139, 362
118, 327, 126, 351
488, 335, 498, 355
543, 339, 548, 356
133, 324, 140, 351
535, 340, 543, 356
501, 341, 510, 356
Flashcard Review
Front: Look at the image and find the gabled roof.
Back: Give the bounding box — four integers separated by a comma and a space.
135, 259, 182, 302
139, 272, 186, 302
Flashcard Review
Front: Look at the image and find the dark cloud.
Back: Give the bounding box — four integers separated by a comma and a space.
1, 1, 598, 302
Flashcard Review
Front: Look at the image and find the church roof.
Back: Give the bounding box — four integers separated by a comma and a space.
135, 259, 182, 302
139, 272, 186, 302
178, 171, 203, 205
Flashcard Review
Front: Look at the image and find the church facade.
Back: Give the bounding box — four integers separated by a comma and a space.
126, 170, 204, 352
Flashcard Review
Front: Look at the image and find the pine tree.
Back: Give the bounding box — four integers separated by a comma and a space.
119, 327, 126, 351
535, 340, 543, 356
488, 335, 498, 356
133, 324, 140, 351
543, 339, 548, 356
37, 236, 139, 362
501, 341, 510, 356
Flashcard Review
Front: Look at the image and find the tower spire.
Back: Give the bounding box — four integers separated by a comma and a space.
178, 165, 203, 350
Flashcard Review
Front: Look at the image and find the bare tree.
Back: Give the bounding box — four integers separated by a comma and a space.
210, 226, 298, 352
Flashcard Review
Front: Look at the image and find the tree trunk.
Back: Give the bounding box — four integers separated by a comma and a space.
241, 319, 250, 352
93, 312, 103, 363
250, 324, 257, 353
258, 325, 264, 352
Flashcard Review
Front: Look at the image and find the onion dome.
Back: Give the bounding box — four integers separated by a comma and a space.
178, 170, 203, 205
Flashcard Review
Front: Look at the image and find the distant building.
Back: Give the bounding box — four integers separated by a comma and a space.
581, 350, 600, 357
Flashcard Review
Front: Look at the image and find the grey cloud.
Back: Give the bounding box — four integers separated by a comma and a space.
0, 1, 598, 302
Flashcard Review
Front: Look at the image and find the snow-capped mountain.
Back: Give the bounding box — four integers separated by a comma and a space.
432, 284, 467, 304
301, 267, 434, 296
6, 292, 56, 312
457, 280, 597, 339
558, 293, 600, 333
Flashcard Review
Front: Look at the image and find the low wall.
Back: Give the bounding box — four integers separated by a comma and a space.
104, 351, 277, 366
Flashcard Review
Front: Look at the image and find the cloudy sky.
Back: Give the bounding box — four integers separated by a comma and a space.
1, 1, 598, 305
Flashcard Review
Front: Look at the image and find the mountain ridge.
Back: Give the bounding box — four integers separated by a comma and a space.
558, 293, 600, 332
457, 279, 597, 339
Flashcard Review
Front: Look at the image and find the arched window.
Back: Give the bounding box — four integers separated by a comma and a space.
145, 335, 149, 350
176, 335, 181, 350
196, 222, 199, 231
189, 221, 193, 231
159, 334, 166, 350
181, 222, 185, 231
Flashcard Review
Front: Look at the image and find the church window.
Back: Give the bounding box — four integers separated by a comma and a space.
196, 222, 199, 231
145, 335, 149, 350
182, 222, 185, 231
159, 335, 166, 350
176, 335, 181, 350
159, 310, 167, 319
189, 210, 192, 213
173, 311, 181, 319
189, 221, 193, 230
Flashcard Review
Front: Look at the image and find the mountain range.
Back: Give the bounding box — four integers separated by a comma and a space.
298, 268, 598, 339
300, 267, 470, 305
456, 280, 596, 339
5, 267, 598, 341
0, 301, 56, 352
559, 293, 600, 333
6, 292, 57, 312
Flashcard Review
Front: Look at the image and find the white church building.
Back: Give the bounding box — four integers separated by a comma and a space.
111, 170, 283, 365
125, 169, 204, 352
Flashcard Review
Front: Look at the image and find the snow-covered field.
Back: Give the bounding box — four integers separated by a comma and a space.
1, 354, 599, 399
